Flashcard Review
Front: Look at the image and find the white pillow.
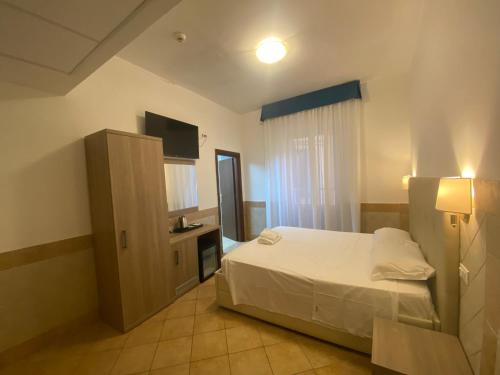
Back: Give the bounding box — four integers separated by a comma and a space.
371, 228, 435, 281
374, 227, 411, 243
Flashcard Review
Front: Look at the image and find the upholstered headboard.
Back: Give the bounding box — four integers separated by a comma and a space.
409, 177, 460, 335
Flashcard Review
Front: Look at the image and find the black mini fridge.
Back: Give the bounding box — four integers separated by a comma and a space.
198, 239, 219, 282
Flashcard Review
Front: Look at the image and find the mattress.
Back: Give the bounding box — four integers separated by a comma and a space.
221, 226, 436, 338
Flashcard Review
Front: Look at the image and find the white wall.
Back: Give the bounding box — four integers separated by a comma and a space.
410, 0, 500, 179
0, 57, 243, 253
241, 74, 412, 204
361, 74, 412, 203
241, 110, 265, 202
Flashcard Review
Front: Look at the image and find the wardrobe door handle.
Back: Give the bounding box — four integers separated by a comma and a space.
175, 250, 179, 265
120, 230, 127, 249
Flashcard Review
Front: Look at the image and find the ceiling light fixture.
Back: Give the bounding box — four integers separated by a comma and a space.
256, 37, 287, 64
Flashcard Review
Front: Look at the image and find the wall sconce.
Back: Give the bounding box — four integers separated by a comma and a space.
435, 177, 472, 227
402, 175, 411, 190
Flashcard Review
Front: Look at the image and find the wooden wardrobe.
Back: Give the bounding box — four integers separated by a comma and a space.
85, 129, 174, 332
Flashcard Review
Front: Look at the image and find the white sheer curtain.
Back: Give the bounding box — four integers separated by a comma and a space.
264, 99, 361, 232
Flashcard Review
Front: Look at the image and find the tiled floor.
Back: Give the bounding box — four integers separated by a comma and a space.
1, 277, 371, 375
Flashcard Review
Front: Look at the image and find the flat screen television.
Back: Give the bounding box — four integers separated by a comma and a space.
145, 111, 199, 159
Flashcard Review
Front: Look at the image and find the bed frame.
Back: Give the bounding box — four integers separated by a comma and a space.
215, 177, 459, 353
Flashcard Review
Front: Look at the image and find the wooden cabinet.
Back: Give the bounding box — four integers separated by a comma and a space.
85, 129, 173, 332
168, 224, 222, 296
170, 238, 199, 296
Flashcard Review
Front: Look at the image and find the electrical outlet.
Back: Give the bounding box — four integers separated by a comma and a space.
459, 263, 470, 285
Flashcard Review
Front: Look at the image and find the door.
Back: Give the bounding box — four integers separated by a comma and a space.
215, 150, 244, 250
218, 157, 237, 240
107, 133, 172, 328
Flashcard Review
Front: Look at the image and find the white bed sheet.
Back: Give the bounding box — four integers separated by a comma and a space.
221, 226, 436, 338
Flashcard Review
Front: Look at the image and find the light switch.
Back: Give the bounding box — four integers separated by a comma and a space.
459, 263, 470, 285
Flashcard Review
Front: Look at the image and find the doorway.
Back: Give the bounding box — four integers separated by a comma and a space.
215, 149, 244, 253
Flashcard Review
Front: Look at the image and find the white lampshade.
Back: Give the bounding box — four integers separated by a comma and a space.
435, 178, 472, 214
402, 175, 411, 190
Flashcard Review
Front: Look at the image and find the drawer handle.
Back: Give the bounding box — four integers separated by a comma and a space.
120, 230, 127, 249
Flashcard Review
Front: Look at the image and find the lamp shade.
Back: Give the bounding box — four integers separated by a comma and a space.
402, 175, 411, 190
435, 178, 472, 214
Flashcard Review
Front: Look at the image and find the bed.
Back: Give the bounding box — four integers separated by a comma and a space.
215, 177, 460, 353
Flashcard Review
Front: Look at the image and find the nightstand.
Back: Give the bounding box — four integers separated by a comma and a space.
371, 318, 472, 375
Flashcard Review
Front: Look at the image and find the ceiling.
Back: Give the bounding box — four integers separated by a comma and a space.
0, 0, 180, 94
119, 0, 424, 113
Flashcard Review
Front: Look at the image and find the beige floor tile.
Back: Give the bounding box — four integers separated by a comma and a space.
26, 343, 82, 363
222, 310, 258, 329
229, 347, 273, 375
20, 355, 83, 375
226, 325, 263, 353
191, 330, 228, 361
147, 306, 171, 322
265, 342, 312, 375
297, 336, 346, 368
315, 362, 370, 375
90, 334, 129, 353
194, 313, 225, 334
176, 287, 199, 302
165, 300, 196, 319
197, 284, 216, 299
190, 355, 230, 375
125, 320, 163, 348
74, 349, 121, 375
88, 326, 130, 353
149, 363, 189, 375
195, 297, 218, 315
111, 343, 157, 375
314, 351, 371, 375
202, 276, 215, 286
0, 361, 35, 375
258, 323, 297, 346
151, 336, 192, 369
160, 316, 194, 340
27, 328, 94, 362
248, 317, 267, 330
0, 361, 25, 375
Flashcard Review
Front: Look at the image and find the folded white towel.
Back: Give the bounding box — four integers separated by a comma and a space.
257, 229, 281, 245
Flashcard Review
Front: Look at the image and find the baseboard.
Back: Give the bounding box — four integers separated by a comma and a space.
175, 276, 199, 296
0, 309, 99, 368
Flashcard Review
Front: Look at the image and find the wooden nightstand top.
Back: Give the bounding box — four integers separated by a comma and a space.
372, 318, 472, 375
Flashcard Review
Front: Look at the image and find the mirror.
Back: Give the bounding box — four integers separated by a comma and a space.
164, 163, 198, 212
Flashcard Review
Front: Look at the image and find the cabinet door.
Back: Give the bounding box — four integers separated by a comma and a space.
107, 133, 172, 329
171, 238, 198, 292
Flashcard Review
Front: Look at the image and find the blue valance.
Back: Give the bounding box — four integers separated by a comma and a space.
260, 80, 362, 121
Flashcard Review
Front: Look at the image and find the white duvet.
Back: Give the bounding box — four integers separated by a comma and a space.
221, 226, 435, 337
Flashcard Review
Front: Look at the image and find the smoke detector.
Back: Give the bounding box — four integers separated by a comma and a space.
173, 32, 187, 43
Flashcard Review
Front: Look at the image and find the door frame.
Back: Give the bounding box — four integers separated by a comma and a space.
214, 149, 245, 242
